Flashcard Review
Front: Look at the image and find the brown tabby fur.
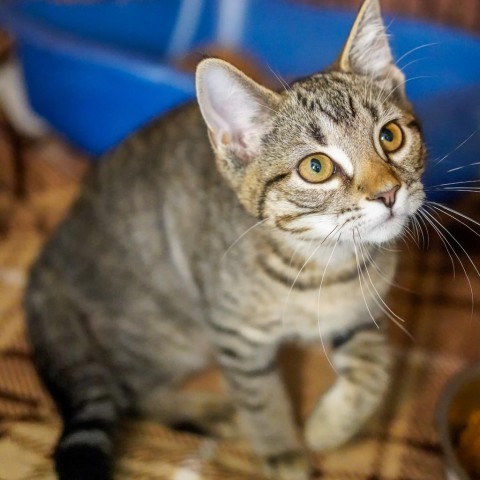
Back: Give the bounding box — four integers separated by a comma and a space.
24, 1, 426, 479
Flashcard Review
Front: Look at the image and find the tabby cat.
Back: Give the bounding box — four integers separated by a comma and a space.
24, 0, 425, 478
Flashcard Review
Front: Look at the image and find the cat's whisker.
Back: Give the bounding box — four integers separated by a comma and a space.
397, 231, 411, 253
426, 201, 480, 302
321, 221, 345, 245
356, 231, 414, 339
427, 188, 480, 194
221, 218, 269, 261
394, 42, 438, 67
418, 208, 455, 277
280, 220, 345, 325
249, 85, 311, 133
426, 202, 480, 240
409, 215, 422, 247
253, 100, 308, 133
375, 59, 410, 107
416, 209, 431, 250
267, 65, 292, 92
424, 206, 477, 278
374, 54, 426, 107
354, 231, 412, 338
352, 232, 380, 330
268, 67, 313, 124
362, 243, 416, 293
446, 161, 480, 174
375, 242, 401, 253
355, 233, 415, 341
374, 77, 392, 108
266, 67, 314, 121
400, 224, 414, 245
364, 70, 377, 108
288, 235, 309, 269
379, 105, 397, 126
410, 220, 421, 247
427, 201, 480, 232
426, 178, 480, 189
280, 229, 333, 326
379, 75, 434, 107
418, 211, 431, 249
421, 207, 476, 320
397, 57, 428, 74
430, 128, 479, 168
316, 231, 343, 374
412, 214, 425, 250
403, 223, 420, 248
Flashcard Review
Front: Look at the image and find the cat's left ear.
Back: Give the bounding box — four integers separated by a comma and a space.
337, 0, 404, 90
196, 58, 280, 162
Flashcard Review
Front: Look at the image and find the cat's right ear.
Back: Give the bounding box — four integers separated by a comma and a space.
336, 0, 404, 89
196, 59, 280, 163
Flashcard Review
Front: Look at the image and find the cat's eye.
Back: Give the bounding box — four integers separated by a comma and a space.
297, 154, 335, 183
379, 121, 403, 153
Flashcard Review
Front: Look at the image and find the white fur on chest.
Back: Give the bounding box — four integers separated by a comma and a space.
279, 281, 378, 343
269, 244, 395, 344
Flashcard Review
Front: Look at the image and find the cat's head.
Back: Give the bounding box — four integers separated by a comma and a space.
196, 0, 425, 245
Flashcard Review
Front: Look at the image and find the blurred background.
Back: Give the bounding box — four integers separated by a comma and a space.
0, 0, 479, 198
0, 1, 478, 480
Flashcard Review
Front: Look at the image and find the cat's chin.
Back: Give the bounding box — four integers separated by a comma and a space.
358, 214, 408, 244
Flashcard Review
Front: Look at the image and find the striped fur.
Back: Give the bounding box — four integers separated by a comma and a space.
24, 1, 426, 479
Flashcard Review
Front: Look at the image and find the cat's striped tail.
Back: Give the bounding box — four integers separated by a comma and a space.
24, 274, 125, 480
51, 364, 121, 480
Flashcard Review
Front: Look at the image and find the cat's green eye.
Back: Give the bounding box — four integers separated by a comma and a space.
297, 154, 335, 183
379, 121, 403, 153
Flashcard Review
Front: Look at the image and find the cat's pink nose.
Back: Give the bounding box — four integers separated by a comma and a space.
371, 184, 400, 208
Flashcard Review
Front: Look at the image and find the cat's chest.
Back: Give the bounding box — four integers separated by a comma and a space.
250, 245, 394, 342
273, 280, 368, 342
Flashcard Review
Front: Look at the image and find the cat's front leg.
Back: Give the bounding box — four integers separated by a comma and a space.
212, 322, 312, 480
305, 324, 391, 451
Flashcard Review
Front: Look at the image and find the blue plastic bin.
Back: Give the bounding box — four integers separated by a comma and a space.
0, 0, 479, 201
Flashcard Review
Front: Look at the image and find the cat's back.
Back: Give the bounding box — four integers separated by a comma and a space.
28, 102, 219, 299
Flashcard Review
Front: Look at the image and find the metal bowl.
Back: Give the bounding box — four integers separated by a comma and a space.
436, 362, 480, 480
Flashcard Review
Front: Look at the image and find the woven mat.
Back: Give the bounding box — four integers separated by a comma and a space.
0, 136, 480, 480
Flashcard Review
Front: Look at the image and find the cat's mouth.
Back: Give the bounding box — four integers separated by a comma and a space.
384, 210, 395, 220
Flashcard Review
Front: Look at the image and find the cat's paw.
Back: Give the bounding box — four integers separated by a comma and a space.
304, 393, 363, 451
262, 450, 314, 480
